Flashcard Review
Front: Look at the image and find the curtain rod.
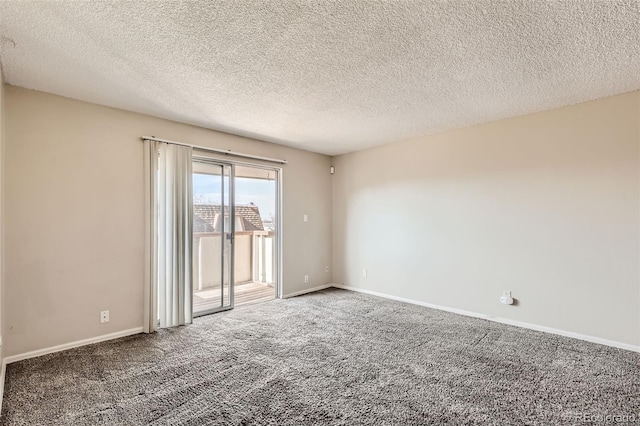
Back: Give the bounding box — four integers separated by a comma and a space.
141, 136, 288, 164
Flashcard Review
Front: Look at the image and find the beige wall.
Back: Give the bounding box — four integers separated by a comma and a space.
5, 83, 638, 356
0, 73, 5, 366
4, 86, 332, 357
332, 91, 640, 347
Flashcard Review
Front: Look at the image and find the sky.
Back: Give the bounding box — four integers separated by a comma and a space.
193, 174, 276, 221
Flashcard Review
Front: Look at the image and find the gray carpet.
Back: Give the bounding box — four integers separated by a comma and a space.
1, 288, 639, 425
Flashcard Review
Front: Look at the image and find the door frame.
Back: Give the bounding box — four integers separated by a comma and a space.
192, 154, 283, 318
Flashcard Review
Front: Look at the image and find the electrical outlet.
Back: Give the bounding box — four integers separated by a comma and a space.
303, 214, 308, 222
362, 268, 367, 278
304, 275, 309, 283
100, 310, 110, 323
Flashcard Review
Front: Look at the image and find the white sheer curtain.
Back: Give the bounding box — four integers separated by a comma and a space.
144, 139, 193, 332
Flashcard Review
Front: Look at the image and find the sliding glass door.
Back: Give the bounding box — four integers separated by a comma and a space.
191, 159, 280, 317
192, 161, 234, 315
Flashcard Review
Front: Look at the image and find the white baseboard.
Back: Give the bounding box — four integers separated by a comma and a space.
282, 284, 332, 299
331, 284, 640, 353
3, 327, 144, 365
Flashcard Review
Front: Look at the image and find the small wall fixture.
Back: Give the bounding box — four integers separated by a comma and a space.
500, 291, 514, 305
330, 166, 335, 175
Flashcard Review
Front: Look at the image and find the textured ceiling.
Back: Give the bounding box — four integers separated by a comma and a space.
1, 1, 639, 155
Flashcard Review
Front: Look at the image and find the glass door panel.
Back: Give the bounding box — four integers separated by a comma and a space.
192, 161, 234, 315
233, 165, 278, 305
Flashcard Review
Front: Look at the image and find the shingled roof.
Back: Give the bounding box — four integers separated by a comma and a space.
193, 204, 264, 233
